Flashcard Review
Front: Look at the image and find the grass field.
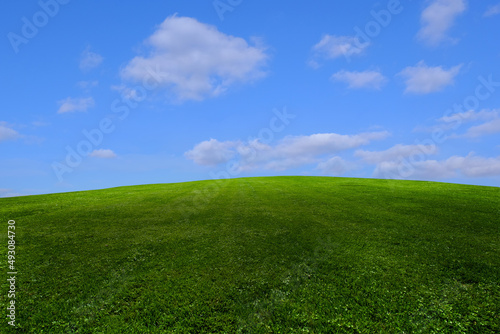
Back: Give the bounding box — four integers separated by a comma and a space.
0, 176, 499, 333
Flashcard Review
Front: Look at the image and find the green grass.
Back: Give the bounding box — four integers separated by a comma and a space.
0, 176, 499, 333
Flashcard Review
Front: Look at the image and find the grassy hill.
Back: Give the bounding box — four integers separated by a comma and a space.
0, 176, 499, 333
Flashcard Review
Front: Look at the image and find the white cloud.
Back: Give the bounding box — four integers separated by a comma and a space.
57, 97, 95, 114
374, 158, 457, 179
356, 144, 439, 164
398, 61, 462, 94
415, 109, 500, 136
316, 156, 356, 175
374, 153, 500, 179
186, 131, 390, 171
331, 70, 387, 89
437, 109, 500, 138
464, 118, 500, 138
271, 132, 389, 157
484, 4, 500, 17
439, 109, 499, 123
0, 122, 20, 142
79, 47, 103, 71
417, 0, 466, 46
459, 155, 500, 177
360, 145, 500, 180
121, 14, 268, 101
89, 149, 117, 159
185, 139, 238, 166
310, 35, 369, 64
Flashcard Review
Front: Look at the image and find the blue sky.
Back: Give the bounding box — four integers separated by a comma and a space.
2, 0, 500, 196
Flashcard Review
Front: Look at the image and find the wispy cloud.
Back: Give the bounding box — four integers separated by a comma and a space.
316, 156, 357, 175
374, 153, 500, 179
355, 144, 439, 164
121, 14, 268, 101
484, 3, 500, 17
398, 61, 462, 94
79, 46, 103, 71
464, 118, 500, 138
89, 149, 117, 159
57, 97, 95, 114
186, 131, 390, 171
417, 0, 467, 46
439, 109, 499, 123
435, 109, 500, 138
0, 122, 20, 142
331, 70, 387, 90
414, 109, 500, 138
310, 34, 369, 66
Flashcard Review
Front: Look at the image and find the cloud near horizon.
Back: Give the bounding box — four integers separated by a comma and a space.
186, 131, 390, 172
121, 14, 268, 101
316, 156, 357, 175
355, 142, 500, 180
355, 144, 439, 164
373, 153, 500, 180
0, 188, 24, 198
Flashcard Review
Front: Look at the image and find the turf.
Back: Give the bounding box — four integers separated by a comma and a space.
0, 176, 499, 333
